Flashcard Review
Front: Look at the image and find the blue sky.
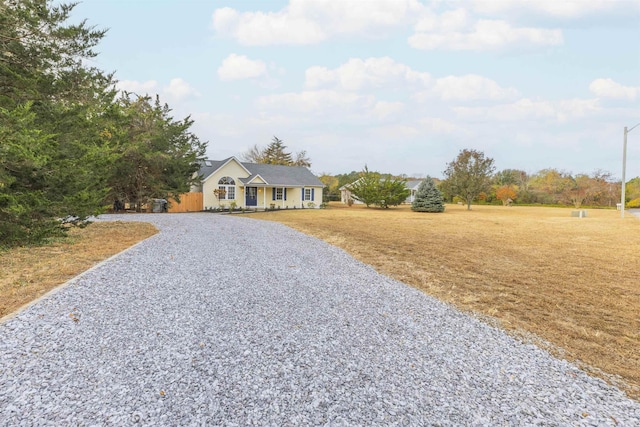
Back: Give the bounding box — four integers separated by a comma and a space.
74, 0, 640, 179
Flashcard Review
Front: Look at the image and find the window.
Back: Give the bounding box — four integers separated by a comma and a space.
304, 188, 312, 201
275, 188, 283, 200
272, 188, 287, 201
217, 177, 236, 200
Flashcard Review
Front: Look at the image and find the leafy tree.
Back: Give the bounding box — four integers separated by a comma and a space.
242, 144, 266, 164
411, 176, 445, 212
349, 166, 410, 208
378, 176, 411, 208
441, 149, 495, 210
349, 166, 381, 207
528, 169, 574, 204
496, 185, 517, 206
588, 170, 615, 207
493, 169, 520, 187
336, 171, 361, 189
625, 177, 640, 203
242, 136, 311, 167
293, 150, 312, 168
106, 94, 206, 211
493, 169, 530, 202
318, 173, 339, 202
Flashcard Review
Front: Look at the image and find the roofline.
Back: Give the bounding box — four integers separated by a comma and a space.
244, 174, 269, 185
240, 184, 325, 188
201, 157, 252, 184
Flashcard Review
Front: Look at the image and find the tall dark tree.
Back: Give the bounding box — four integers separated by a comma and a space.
106, 94, 206, 211
0, 0, 116, 247
242, 136, 311, 167
412, 176, 445, 212
441, 149, 495, 210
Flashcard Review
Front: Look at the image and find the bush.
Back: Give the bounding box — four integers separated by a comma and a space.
627, 198, 640, 208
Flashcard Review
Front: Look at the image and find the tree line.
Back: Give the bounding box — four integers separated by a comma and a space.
320, 149, 639, 210
1, 1, 206, 248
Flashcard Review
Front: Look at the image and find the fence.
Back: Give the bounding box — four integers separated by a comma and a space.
168, 192, 203, 213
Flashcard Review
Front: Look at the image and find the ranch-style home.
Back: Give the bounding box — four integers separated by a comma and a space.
191, 157, 324, 210
340, 178, 424, 204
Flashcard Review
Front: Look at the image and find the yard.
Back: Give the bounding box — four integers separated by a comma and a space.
258, 203, 640, 399
1, 204, 638, 399
0, 221, 158, 319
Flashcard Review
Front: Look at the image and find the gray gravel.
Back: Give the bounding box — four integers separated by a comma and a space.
1, 213, 639, 426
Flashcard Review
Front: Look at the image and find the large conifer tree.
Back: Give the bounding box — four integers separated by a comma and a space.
0, 0, 115, 246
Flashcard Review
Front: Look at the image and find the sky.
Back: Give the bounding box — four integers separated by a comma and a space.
72, 0, 640, 179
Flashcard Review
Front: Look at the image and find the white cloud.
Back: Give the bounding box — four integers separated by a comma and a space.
469, 0, 621, 18
305, 57, 431, 90
372, 101, 404, 119
218, 54, 268, 81
430, 74, 519, 101
255, 90, 375, 114
454, 97, 601, 122
415, 8, 471, 32
212, 0, 424, 45
115, 79, 158, 95
589, 78, 640, 101
370, 124, 421, 139
418, 117, 457, 133
163, 78, 200, 101
409, 19, 563, 51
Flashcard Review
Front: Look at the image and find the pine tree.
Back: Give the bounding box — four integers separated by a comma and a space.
241, 136, 311, 167
411, 176, 445, 213
0, 0, 115, 247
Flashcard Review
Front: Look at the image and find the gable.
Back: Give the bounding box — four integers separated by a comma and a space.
245, 175, 266, 184
198, 157, 251, 184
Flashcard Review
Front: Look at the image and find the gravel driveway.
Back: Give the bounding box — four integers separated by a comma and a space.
1, 213, 639, 426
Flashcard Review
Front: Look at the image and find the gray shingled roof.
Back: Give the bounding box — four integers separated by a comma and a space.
197, 157, 323, 187
196, 159, 230, 182
406, 180, 423, 190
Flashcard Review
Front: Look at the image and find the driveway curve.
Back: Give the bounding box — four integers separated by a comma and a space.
1, 213, 638, 426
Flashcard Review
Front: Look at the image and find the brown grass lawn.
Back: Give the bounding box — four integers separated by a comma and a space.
0, 221, 157, 319
258, 203, 640, 399
1, 207, 638, 399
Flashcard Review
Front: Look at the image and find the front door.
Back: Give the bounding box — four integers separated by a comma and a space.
246, 187, 257, 206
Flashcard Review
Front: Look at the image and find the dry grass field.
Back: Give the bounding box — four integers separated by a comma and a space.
1, 207, 637, 400
258, 203, 640, 399
0, 221, 157, 319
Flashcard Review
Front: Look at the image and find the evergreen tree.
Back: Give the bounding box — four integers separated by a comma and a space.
349, 166, 410, 208
0, 0, 115, 247
241, 136, 311, 167
411, 176, 445, 212
106, 94, 206, 211
262, 137, 293, 165
349, 166, 381, 207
